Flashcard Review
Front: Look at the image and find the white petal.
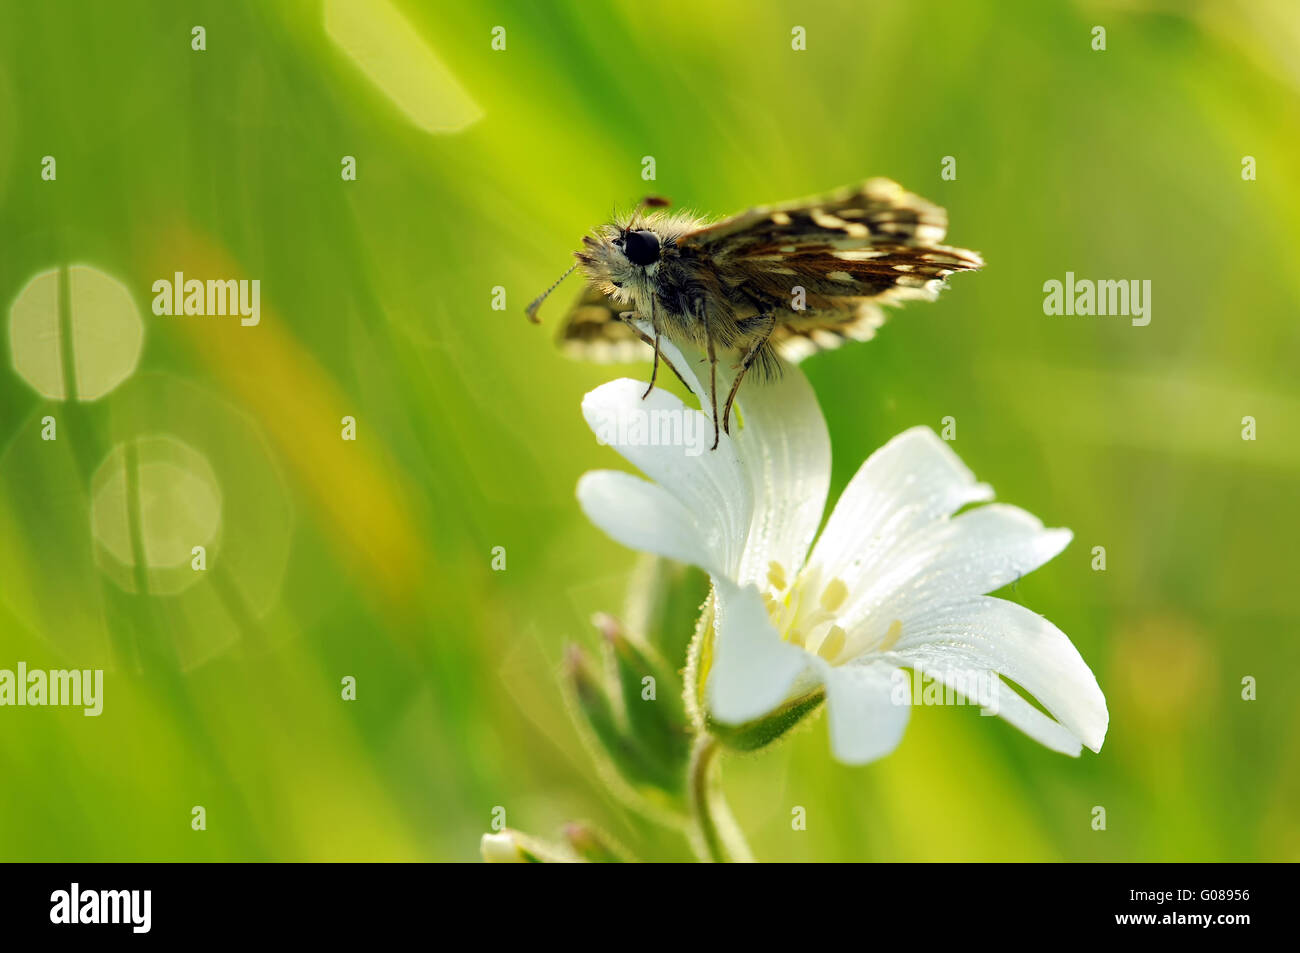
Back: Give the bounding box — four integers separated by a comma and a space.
706, 577, 811, 724
808, 426, 992, 592
651, 334, 714, 411
576, 470, 726, 576
581, 378, 752, 576
643, 336, 829, 586
898, 663, 1083, 755
982, 679, 1086, 755
730, 362, 830, 588
818, 658, 911, 765
894, 596, 1108, 753
840, 503, 1072, 641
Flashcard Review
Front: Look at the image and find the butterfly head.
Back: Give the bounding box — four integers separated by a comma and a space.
574, 219, 668, 303
524, 220, 661, 323
524, 199, 691, 323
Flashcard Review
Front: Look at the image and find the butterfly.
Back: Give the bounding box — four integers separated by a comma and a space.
526, 179, 982, 449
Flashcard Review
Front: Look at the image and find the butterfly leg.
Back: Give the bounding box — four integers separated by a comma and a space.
722, 314, 776, 436
616, 312, 691, 392
642, 298, 662, 400
699, 302, 721, 451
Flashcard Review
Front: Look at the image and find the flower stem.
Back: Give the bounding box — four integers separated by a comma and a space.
687, 734, 754, 863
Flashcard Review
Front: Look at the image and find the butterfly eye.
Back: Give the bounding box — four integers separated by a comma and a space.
622, 229, 661, 266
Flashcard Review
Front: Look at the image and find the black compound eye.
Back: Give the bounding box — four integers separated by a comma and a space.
622, 229, 661, 266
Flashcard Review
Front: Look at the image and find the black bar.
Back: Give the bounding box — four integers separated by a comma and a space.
0, 862, 1277, 939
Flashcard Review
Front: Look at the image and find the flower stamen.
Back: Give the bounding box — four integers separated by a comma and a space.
816, 624, 846, 663
877, 619, 903, 652
763, 567, 859, 666
819, 578, 848, 613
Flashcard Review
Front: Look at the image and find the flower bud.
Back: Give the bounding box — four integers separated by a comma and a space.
599, 615, 689, 783
561, 822, 629, 863
564, 643, 666, 792
480, 830, 527, 863
624, 555, 711, 664
480, 828, 575, 863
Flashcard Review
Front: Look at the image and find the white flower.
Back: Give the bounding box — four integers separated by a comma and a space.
576, 341, 1107, 765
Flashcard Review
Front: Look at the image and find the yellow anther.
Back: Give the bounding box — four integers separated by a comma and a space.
878, 619, 903, 652
817, 625, 846, 662
819, 577, 849, 613
787, 627, 806, 647
767, 561, 788, 593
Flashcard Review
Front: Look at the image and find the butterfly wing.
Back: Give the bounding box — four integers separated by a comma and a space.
554, 281, 652, 363
677, 178, 983, 361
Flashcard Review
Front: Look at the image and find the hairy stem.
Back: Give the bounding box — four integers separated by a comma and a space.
687, 734, 754, 863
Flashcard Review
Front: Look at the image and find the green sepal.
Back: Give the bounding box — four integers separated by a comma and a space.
706, 690, 825, 752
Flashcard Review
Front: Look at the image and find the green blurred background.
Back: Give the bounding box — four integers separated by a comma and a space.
1, 0, 1297, 861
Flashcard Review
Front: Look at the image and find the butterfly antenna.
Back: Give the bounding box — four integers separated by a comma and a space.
628, 196, 668, 230
524, 263, 577, 324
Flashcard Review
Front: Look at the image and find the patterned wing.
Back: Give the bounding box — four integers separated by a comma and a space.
678, 178, 983, 361
554, 281, 652, 363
